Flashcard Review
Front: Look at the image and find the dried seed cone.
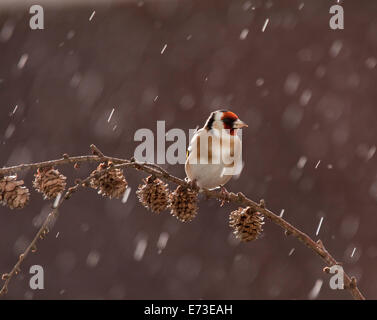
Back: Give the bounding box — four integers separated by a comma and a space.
33, 167, 67, 199
90, 162, 127, 199
0, 175, 30, 209
169, 185, 198, 222
229, 207, 264, 242
136, 175, 169, 214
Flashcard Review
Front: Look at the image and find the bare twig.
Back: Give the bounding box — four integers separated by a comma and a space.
0, 155, 122, 176
0, 208, 56, 296
90, 144, 105, 157
0, 145, 366, 300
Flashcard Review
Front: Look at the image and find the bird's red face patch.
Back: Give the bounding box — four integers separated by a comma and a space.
221, 111, 238, 122
221, 111, 239, 134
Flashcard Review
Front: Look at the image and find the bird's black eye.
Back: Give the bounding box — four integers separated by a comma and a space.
222, 117, 235, 126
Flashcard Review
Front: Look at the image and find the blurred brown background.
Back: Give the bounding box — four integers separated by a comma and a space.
0, 0, 377, 300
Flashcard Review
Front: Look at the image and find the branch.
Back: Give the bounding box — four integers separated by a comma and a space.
0, 207, 58, 296
0, 145, 365, 300
0, 155, 124, 177
0, 159, 137, 296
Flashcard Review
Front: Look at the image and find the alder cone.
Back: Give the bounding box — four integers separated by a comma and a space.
169, 185, 198, 222
0, 175, 30, 209
136, 175, 169, 214
90, 162, 127, 199
229, 207, 264, 242
33, 167, 67, 199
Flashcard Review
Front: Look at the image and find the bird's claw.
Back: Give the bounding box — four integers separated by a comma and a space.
219, 185, 230, 207
187, 179, 199, 191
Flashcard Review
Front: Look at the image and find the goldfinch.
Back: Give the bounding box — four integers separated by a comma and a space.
185, 110, 248, 190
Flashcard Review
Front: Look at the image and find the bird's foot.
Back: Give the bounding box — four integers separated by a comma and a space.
186, 178, 199, 191
219, 185, 230, 207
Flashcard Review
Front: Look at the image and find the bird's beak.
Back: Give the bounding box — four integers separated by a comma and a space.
234, 119, 248, 129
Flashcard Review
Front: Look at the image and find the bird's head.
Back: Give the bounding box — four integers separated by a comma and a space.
204, 110, 248, 135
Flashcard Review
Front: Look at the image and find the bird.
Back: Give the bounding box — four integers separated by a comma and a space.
185, 110, 248, 190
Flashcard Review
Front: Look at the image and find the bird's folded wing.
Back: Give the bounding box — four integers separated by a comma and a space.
186, 125, 200, 159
